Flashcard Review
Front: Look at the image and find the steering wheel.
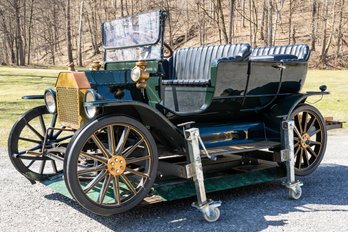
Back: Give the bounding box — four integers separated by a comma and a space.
163, 42, 173, 58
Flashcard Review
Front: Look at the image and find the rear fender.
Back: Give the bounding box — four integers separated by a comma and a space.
269, 92, 328, 120
263, 92, 328, 138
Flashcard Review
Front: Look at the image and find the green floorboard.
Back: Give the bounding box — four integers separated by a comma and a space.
41, 167, 286, 202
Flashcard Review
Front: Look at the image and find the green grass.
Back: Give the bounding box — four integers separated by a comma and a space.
0, 67, 347, 147
0, 67, 59, 147
303, 70, 348, 127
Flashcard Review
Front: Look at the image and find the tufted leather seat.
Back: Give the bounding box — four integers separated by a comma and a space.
163, 43, 251, 86
250, 44, 310, 62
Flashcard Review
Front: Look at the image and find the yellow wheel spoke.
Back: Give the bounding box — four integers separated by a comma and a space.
115, 127, 130, 154
113, 176, 121, 205
307, 146, 318, 158
309, 140, 321, 146
295, 115, 303, 134
83, 170, 107, 193
126, 156, 150, 164
302, 112, 308, 132
120, 174, 136, 194
125, 167, 149, 178
91, 134, 111, 158
108, 125, 116, 156
80, 151, 108, 164
78, 165, 106, 176
98, 174, 112, 204
303, 150, 310, 166
122, 138, 145, 159
298, 149, 303, 170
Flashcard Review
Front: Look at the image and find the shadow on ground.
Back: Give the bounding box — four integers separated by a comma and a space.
44, 163, 348, 231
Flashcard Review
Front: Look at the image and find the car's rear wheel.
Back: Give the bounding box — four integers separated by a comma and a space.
8, 106, 72, 181
64, 116, 158, 215
290, 104, 327, 176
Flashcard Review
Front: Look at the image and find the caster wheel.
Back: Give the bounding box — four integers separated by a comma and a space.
203, 207, 220, 223
289, 187, 302, 200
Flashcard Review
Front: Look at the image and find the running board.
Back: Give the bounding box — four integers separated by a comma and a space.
204, 141, 280, 156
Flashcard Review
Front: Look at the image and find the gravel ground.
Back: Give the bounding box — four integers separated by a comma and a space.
0, 129, 347, 232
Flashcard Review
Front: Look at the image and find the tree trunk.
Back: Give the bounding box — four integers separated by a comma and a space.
311, 0, 317, 51
15, 0, 25, 66
335, 0, 344, 63
216, 0, 228, 44
66, 0, 74, 64
78, 0, 84, 67
267, 0, 273, 46
251, 0, 258, 46
323, 0, 336, 59
288, 0, 293, 44
27, 0, 34, 65
229, 0, 236, 43
320, 0, 328, 64
260, 0, 266, 41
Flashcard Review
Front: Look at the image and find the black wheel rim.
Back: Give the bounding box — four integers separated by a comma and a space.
9, 106, 72, 180
75, 123, 152, 206
293, 109, 325, 173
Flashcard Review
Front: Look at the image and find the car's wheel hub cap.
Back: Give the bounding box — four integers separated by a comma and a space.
300, 133, 311, 148
107, 155, 126, 176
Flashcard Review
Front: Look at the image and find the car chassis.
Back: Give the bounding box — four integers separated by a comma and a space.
8, 10, 342, 222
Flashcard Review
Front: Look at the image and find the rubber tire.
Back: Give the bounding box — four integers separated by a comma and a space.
64, 115, 158, 216
290, 104, 327, 176
8, 106, 55, 181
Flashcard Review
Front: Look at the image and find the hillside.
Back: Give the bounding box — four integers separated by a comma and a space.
0, 0, 347, 68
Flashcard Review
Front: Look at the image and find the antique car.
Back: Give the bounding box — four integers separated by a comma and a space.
8, 10, 342, 222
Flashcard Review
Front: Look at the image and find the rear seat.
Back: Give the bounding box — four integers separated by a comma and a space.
163, 43, 251, 86
250, 44, 310, 62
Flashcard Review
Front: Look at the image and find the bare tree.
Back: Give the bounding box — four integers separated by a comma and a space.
216, 0, 228, 44
267, 0, 273, 46
66, 0, 73, 63
77, 0, 84, 67
335, 0, 345, 63
311, 0, 318, 50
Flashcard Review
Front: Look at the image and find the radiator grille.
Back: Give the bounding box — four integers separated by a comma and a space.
56, 87, 81, 128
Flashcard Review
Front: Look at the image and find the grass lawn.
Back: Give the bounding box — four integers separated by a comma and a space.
0, 67, 347, 148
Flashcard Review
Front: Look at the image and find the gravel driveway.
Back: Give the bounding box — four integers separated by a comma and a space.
1, 130, 347, 232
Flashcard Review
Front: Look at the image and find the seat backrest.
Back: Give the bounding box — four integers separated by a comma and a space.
168, 43, 251, 82
251, 44, 310, 61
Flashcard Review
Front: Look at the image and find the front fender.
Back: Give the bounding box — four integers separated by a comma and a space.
86, 100, 186, 152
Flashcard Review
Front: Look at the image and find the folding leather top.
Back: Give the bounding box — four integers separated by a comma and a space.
167, 43, 251, 82
251, 44, 310, 62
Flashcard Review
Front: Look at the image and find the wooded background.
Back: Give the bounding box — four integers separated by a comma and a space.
0, 0, 347, 68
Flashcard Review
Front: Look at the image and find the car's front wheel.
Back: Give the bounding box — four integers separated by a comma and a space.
64, 116, 158, 215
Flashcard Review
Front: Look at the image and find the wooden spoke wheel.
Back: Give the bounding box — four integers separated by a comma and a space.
8, 106, 72, 181
64, 116, 158, 216
290, 104, 327, 176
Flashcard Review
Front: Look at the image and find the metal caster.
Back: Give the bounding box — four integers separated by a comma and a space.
289, 186, 302, 200
203, 206, 221, 223
192, 199, 221, 223
283, 180, 303, 200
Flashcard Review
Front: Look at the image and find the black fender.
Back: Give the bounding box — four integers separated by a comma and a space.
269, 92, 328, 120
87, 101, 186, 153
263, 92, 329, 139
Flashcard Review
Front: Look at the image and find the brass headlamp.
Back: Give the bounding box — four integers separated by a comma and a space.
131, 60, 150, 90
